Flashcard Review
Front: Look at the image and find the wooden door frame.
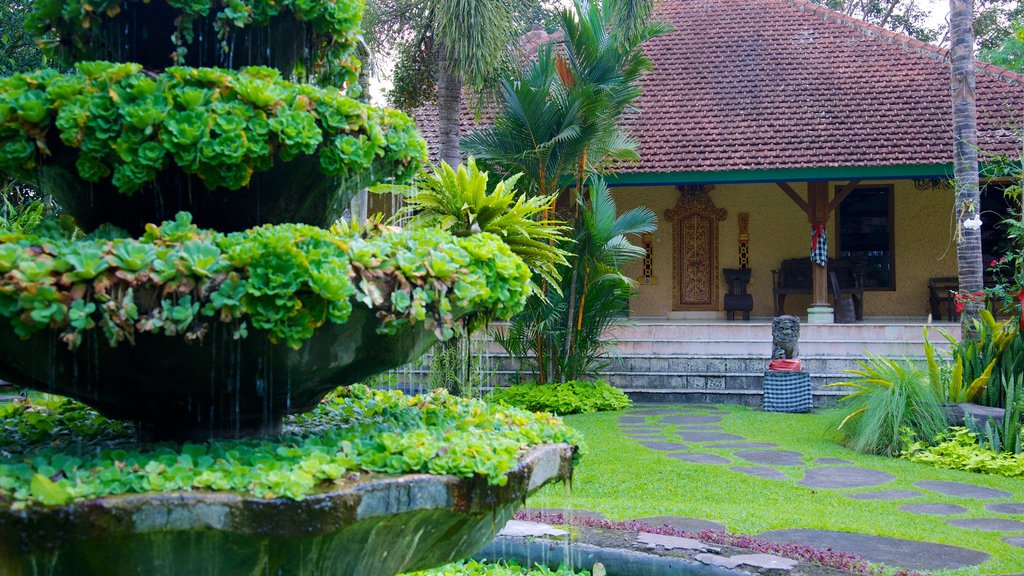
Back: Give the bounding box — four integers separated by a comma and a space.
665, 185, 727, 311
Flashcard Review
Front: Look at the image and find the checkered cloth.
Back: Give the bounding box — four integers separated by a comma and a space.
763, 370, 812, 413
810, 225, 827, 267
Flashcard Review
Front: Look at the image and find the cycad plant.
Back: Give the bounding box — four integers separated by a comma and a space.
826, 356, 948, 456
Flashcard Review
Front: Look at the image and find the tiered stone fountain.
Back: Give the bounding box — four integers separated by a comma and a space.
0, 1, 574, 573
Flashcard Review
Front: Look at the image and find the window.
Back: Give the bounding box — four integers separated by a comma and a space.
837, 185, 894, 290
980, 182, 1014, 266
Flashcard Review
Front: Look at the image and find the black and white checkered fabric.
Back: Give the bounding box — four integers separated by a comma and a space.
810, 227, 828, 267
763, 370, 812, 413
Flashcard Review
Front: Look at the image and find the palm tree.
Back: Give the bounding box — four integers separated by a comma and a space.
366, 0, 532, 166
950, 0, 984, 332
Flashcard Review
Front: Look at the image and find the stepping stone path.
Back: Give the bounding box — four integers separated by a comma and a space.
814, 457, 853, 466
987, 502, 1024, 514
845, 489, 924, 500
617, 405, 1021, 569
731, 466, 788, 481
948, 518, 1024, 531
900, 503, 969, 515
756, 529, 989, 570
631, 516, 728, 533
696, 553, 798, 571
637, 532, 719, 552
639, 441, 689, 451
518, 508, 605, 522
708, 441, 779, 449
499, 520, 568, 538
678, 431, 745, 443
666, 452, 730, 465
915, 480, 1013, 500
662, 415, 722, 425
735, 450, 805, 466
799, 467, 894, 490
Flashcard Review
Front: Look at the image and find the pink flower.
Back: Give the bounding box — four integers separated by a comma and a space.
990, 260, 998, 267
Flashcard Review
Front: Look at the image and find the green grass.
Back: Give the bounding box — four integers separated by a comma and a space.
527, 405, 1024, 575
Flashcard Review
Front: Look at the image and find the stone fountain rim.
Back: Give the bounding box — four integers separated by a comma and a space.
0, 443, 575, 542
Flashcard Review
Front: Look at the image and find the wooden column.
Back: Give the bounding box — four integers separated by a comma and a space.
808, 182, 830, 307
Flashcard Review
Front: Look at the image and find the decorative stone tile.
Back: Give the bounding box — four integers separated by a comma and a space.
985, 502, 1024, 515
915, 481, 1013, 500
899, 503, 969, 516
799, 467, 894, 490
731, 466, 787, 481
844, 490, 924, 501
632, 516, 727, 533
756, 529, 989, 570
948, 518, 1024, 531
735, 450, 805, 467
679, 431, 746, 443
637, 532, 719, 552
695, 553, 798, 571
498, 520, 568, 538
666, 452, 731, 465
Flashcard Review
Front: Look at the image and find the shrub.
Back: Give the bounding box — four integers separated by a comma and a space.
487, 380, 632, 415
903, 427, 1024, 477
0, 63, 425, 194
0, 386, 583, 505
0, 212, 531, 349
826, 356, 948, 456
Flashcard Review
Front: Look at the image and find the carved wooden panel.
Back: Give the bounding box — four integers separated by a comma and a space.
665, 186, 727, 311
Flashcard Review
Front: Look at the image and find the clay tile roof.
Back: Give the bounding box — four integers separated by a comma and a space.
412, 0, 1024, 175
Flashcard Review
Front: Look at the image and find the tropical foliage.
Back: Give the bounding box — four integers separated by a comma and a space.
462, 0, 665, 383
827, 356, 948, 456
0, 0, 44, 76
0, 211, 531, 349
903, 427, 1024, 477
487, 379, 631, 415
0, 62, 426, 194
25, 0, 363, 83
0, 385, 583, 505
402, 560, 588, 576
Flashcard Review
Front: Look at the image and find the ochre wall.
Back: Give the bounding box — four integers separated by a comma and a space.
614, 181, 956, 318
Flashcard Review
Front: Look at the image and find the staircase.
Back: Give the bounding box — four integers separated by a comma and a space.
398, 319, 961, 407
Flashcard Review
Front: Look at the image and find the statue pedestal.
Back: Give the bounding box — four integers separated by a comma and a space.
763, 370, 812, 413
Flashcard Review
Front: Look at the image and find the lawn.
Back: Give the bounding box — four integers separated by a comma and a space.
526, 405, 1024, 575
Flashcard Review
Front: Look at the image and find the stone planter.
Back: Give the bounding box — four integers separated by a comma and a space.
0, 304, 435, 439
0, 444, 575, 576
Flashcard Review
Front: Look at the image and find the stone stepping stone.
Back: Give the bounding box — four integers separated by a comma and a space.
844, 489, 924, 501
629, 409, 687, 416
948, 518, 1024, 531
662, 415, 722, 425
675, 425, 726, 431
623, 431, 662, 437
499, 520, 568, 538
679, 431, 745, 443
756, 529, 989, 570
618, 416, 647, 424
799, 467, 894, 490
731, 466, 787, 481
900, 503, 969, 516
986, 502, 1024, 515
696, 553, 798, 571
735, 450, 805, 467
1004, 536, 1024, 548
632, 515, 727, 533
639, 441, 690, 451
915, 480, 1013, 500
637, 532, 719, 552
518, 507, 605, 522
666, 452, 731, 465
707, 441, 779, 450
814, 457, 854, 466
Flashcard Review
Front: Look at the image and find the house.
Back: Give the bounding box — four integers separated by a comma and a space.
415, 0, 1024, 324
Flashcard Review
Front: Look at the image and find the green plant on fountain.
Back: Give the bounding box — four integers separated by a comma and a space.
0, 0, 580, 574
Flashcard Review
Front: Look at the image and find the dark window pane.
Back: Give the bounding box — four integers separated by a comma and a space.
838, 186, 893, 290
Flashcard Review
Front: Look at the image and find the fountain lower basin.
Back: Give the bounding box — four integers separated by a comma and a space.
0, 444, 574, 576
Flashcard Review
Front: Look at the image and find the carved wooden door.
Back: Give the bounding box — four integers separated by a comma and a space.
666, 187, 726, 311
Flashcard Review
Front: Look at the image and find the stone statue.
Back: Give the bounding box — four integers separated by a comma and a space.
771, 315, 800, 359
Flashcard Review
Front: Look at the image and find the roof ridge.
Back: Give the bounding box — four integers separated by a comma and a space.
783, 0, 1024, 87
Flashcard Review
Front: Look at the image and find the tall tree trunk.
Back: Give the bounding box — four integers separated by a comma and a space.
950, 0, 984, 333
436, 52, 462, 167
